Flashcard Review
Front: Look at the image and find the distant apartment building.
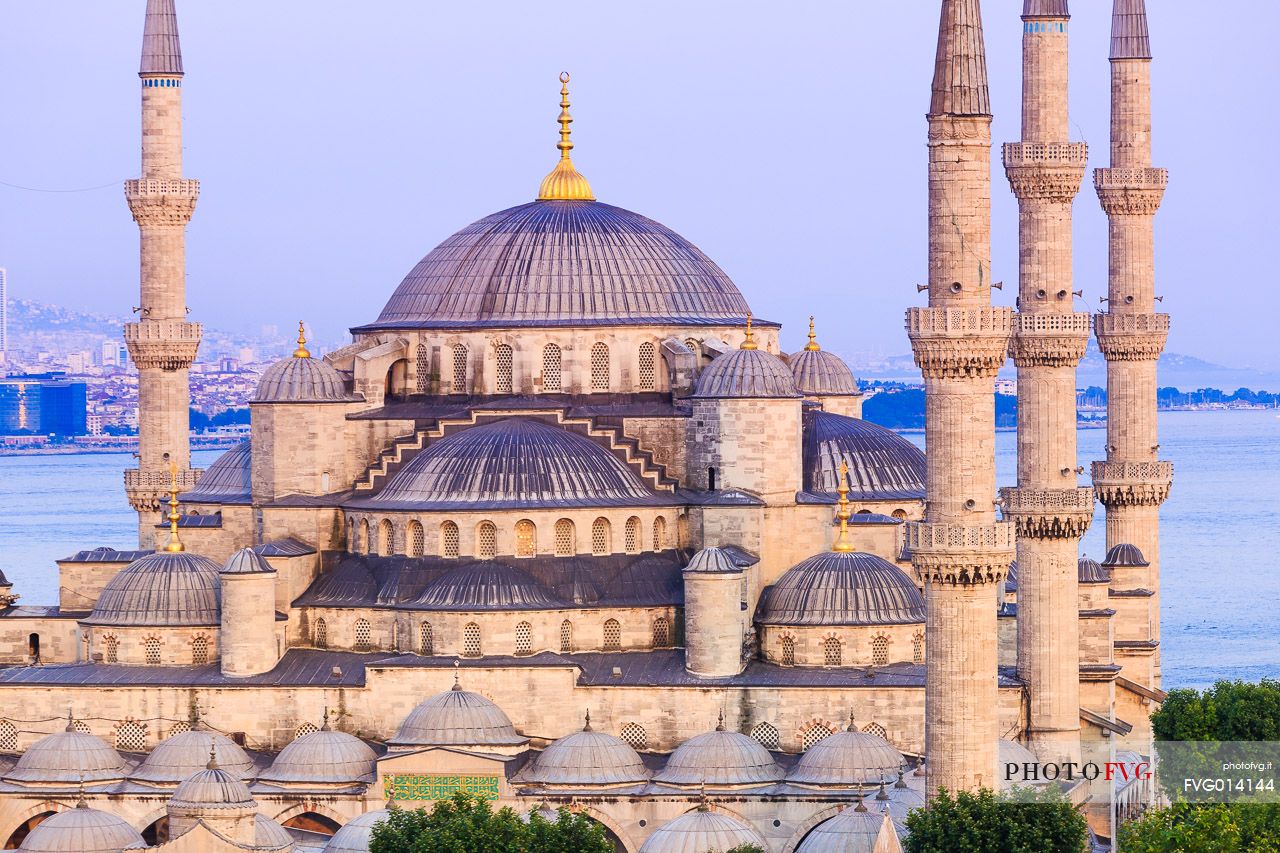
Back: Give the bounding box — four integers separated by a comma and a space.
0, 268, 8, 363
0, 374, 88, 436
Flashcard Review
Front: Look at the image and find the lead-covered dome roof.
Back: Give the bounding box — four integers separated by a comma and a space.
83, 551, 221, 627
796, 806, 901, 853
786, 728, 905, 786
790, 348, 859, 396
16, 804, 146, 853
258, 728, 378, 784
638, 809, 767, 853
413, 562, 563, 610
1078, 556, 1109, 584
5, 728, 127, 783
758, 552, 925, 627
130, 730, 253, 784
366, 201, 752, 330
653, 726, 783, 787
803, 411, 926, 500
390, 685, 528, 748
692, 348, 801, 399
323, 810, 389, 853
254, 355, 356, 403
180, 440, 250, 503
522, 719, 650, 786
169, 766, 255, 808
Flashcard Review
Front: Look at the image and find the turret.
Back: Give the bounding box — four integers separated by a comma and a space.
682, 548, 747, 678
166, 747, 259, 844
219, 548, 279, 677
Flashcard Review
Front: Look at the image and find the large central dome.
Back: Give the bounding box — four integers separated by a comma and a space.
365, 200, 752, 330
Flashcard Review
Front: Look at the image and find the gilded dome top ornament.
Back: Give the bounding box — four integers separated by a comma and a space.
741, 312, 758, 350
832, 462, 854, 552
162, 462, 184, 553
537, 72, 595, 201
806, 316, 821, 351
293, 321, 310, 359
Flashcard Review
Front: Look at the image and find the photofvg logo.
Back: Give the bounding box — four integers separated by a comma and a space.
1002, 761, 1152, 784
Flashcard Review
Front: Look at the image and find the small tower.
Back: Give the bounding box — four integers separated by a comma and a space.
166, 746, 259, 844
682, 547, 747, 678
219, 548, 279, 677
123, 0, 203, 543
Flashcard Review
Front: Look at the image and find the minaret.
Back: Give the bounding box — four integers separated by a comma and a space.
1092, 0, 1170, 701
123, 0, 202, 542
999, 0, 1094, 766
906, 0, 1015, 797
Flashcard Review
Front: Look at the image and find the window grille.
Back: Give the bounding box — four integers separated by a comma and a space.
554, 519, 575, 556
477, 522, 497, 558
441, 522, 460, 558
463, 623, 482, 657
684, 339, 700, 359
893, 509, 908, 520
72, 720, 92, 735
354, 619, 372, 651
168, 722, 190, 738
379, 520, 394, 556
863, 723, 888, 741
802, 724, 833, 750
116, 720, 148, 752
515, 622, 532, 655
104, 635, 119, 664
872, 636, 889, 667
495, 343, 513, 393
590, 342, 610, 391
144, 638, 161, 665
416, 344, 430, 393
781, 636, 795, 666
542, 344, 562, 392
515, 520, 536, 557
191, 635, 208, 665
419, 622, 433, 655
295, 722, 319, 739
408, 521, 425, 557
603, 619, 621, 651
591, 518, 610, 556
451, 344, 468, 392
624, 517, 641, 554
913, 632, 925, 664
314, 618, 328, 648
0, 721, 16, 752
559, 620, 573, 653
619, 723, 648, 749
359, 520, 370, 555
750, 722, 780, 750
638, 342, 657, 390
652, 617, 670, 647
652, 516, 667, 551
823, 637, 842, 666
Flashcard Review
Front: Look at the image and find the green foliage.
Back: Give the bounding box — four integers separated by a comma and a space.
722, 847, 767, 853
903, 787, 1088, 853
368, 793, 614, 853
1119, 802, 1280, 853
1152, 679, 1280, 742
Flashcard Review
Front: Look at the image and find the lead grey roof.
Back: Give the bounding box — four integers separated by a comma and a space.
758, 552, 925, 627
692, 348, 802, 399
4, 729, 127, 783
653, 728, 783, 787
323, 810, 390, 853
803, 410, 926, 501
181, 441, 250, 503
520, 725, 650, 786
1111, 0, 1151, 60
364, 200, 753, 330
131, 731, 254, 784
789, 349, 859, 396
786, 729, 905, 786
389, 685, 528, 747
17, 804, 147, 853
638, 810, 767, 853
796, 808, 900, 853
930, 0, 991, 117
83, 551, 221, 627
169, 766, 256, 808
683, 548, 742, 575
251, 538, 317, 557
221, 548, 275, 575
59, 548, 153, 564
1023, 0, 1068, 16
254, 356, 357, 403
140, 0, 183, 76
1102, 543, 1149, 567
413, 561, 565, 610
257, 729, 377, 784
1078, 556, 1109, 584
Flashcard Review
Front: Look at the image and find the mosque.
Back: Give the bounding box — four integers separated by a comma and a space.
0, 0, 1172, 850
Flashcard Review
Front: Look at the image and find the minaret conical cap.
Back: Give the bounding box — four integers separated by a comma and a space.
1022, 1, 1068, 18
141, 0, 184, 76
1110, 0, 1151, 60
930, 0, 991, 117
537, 72, 595, 201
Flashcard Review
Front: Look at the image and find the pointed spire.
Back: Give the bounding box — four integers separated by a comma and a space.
321, 708, 331, 732
141, 0, 184, 77
1110, 0, 1151, 60
75, 775, 88, 809
930, 0, 991, 117
876, 778, 890, 801
293, 321, 310, 359
65, 707, 75, 733
854, 790, 868, 812
162, 462, 184, 553
895, 766, 908, 789
206, 743, 218, 770
583, 709, 592, 732
452, 659, 462, 690
715, 709, 726, 732
805, 316, 821, 352
832, 462, 854, 552
537, 72, 595, 201
846, 709, 857, 732
1022, 0, 1068, 17
740, 312, 758, 350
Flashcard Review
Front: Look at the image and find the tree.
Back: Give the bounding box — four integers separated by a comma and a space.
1152, 679, 1280, 743
1119, 802, 1280, 853
723, 846, 767, 853
903, 787, 1088, 853
368, 793, 614, 853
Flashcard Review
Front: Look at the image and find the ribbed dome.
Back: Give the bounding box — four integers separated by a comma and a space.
1102, 543, 1149, 567
790, 349, 860, 396
796, 806, 901, 853
638, 809, 767, 853
368, 201, 750, 330
523, 720, 649, 786
759, 552, 925, 627
692, 348, 801, 399
130, 731, 253, 784
413, 561, 563, 610
84, 551, 221, 627
803, 411, 926, 500
787, 729, 904, 786
258, 729, 378, 784
253, 814, 294, 849
17, 805, 146, 853
5, 729, 126, 783
323, 810, 389, 853
254, 356, 355, 403
181, 440, 250, 503
1078, 556, 1110, 584
683, 548, 742, 575
389, 685, 528, 748
653, 728, 783, 787
169, 766, 255, 808
222, 547, 275, 575
363, 418, 663, 509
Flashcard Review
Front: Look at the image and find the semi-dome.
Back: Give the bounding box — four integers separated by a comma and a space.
413, 561, 563, 610
130, 730, 254, 784
360, 417, 667, 510
786, 726, 904, 786
1102, 543, 1149, 567
389, 684, 528, 748
169, 765, 255, 808
221, 547, 275, 575
254, 354, 355, 403
365, 200, 751, 331
5, 726, 127, 783
692, 348, 801, 399
638, 808, 767, 853
803, 411, 926, 500
653, 724, 783, 787
522, 716, 649, 786
83, 551, 221, 627
758, 552, 925, 627
795, 804, 901, 853
1078, 556, 1109, 584
323, 810, 389, 853
17, 803, 146, 853
258, 728, 378, 784
180, 440, 250, 503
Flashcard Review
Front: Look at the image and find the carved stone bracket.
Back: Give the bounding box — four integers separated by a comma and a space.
1094, 312, 1169, 361
1091, 460, 1173, 508
1003, 142, 1088, 202
906, 521, 1016, 585
124, 467, 203, 513
1094, 167, 1167, 216
1009, 312, 1091, 367
999, 486, 1095, 539
125, 178, 200, 226
906, 307, 1014, 379
124, 320, 202, 370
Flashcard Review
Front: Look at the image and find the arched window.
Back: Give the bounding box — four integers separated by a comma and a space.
144, 637, 161, 665
441, 521, 460, 558
515, 622, 533, 656
314, 618, 328, 648
603, 619, 622, 651
542, 344, 562, 392
354, 618, 372, 652
415, 343, 430, 393
684, 338, 701, 360
892, 508, 908, 520
295, 722, 319, 739
652, 516, 667, 551
750, 722, 780, 750
802, 723, 834, 750
554, 519, 576, 556
191, 634, 209, 665
378, 519, 395, 556
638, 342, 657, 390
419, 622, 433, 655
515, 520, 536, 558
495, 343, 514, 393
358, 519, 370, 555
707, 467, 717, 491
451, 343, 468, 393
463, 623, 482, 657
104, 635, 119, 664
27, 633, 40, 661
115, 719, 148, 752
167, 722, 190, 738
590, 342, 610, 391
871, 635, 889, 667
823, 636, 842, 666
913, 632, 925, 664
348, 518, 355, 553
863, 722, 888, 741
0, 720, 16, 752
477, 521, 497, 558
619, 723, 648, 749
780, 635, 795, 666
408, 521, 425, 557
652, 616, 670, 647
591, 518, 611, 556
623, 516, 641, 554
559, 620, 573, 653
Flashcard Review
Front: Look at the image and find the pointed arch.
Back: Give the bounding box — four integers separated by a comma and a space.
638, 341, 658, 390
440, 521, 460, 558
590, 342, 610, 391
495, 343, 514, 393
407, 520, 425, 557
477, 521, 497, 558
542, 343, 563, 392
451, 343, 468, 393
554, 518, 576, 556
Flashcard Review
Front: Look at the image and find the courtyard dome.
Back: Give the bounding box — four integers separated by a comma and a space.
389, 684, 528, 748
5, 726, 127, 783
221, 547, 275, 575
795, 805, 901, 853
258, 728, 378, 784
83, 551, 221, 627
254, 353, 354, 403
252, 814, 294, 849
180, 440, 250, 503
413, 561, 563, 610
638, 808, 767, 853
323, 810, 389, 853
169, 764, 255, 808
803, 411, 926, 501
653, 723, 783, 787
522, 715, 649, 786
790, 321, 859, 396
692, 348, 801, 399
363, 417, 666, 510
1078, 556, 1109, 584
999, 738, 1043, 789
786, 727, 904, 786
16, 803, 146, 853
1102, 543, 1149, 567
130, 730, 254, 784
758, 552, 925, 627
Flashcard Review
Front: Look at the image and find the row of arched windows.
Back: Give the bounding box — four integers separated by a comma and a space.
415, 341, 660, 395
312, 615, 672, 656
350, 515, 670, 558
614, 718, 891, 753
778, 633, 924, 667
98, 635, 208, 666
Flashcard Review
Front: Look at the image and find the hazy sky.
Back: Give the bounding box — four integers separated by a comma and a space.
1, 1, 1275, 366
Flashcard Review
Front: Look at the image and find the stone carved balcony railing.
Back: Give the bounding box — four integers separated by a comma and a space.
124, 467, 203, 512
906, 307, 1014, 379
124, 320, 203, 370
1094, 312, 1169, 361
905, 520, 1016, 585
125, 178, 200, 227
1091, 460, 1174, 508
1010, 312, 1092, 367
1002, 142, 1089, 201
999, 486, 1095, 539
1094, 167, 1167, 216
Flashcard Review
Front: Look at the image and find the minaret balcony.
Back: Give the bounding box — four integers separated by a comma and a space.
906, 307, 1014, 379
125, 179, 200, 226
1093, 312, 1169, 361
906, 521, 1016, 585
1002, 142, 1088, 201
124, 467, 203, 513
1009, 312, 1091, 367
1094, 168, 1167, 215
999, 486, 1095, 539
1091, 461, 1173, 508
124, 320, 202, 370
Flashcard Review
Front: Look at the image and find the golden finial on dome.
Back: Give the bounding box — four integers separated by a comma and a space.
293, 321, 310, 359
162, 462, 185, 553
806, 316, 821, 351
741, 312, 758, 350
537, 72, 595, 201
832, 461, 854, 552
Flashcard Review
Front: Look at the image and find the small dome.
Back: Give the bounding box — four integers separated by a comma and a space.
692, 348, 801, 400
253, 814, 294, 849
222, 547, 276, 575
254, 355, 354, 403
796, 805, 901, 853
758, 552, 925, 627
1102, 543, 1149, 568
999, 738, 1042, 789
787, 728, 904, 786
258, 729, 378, 784
169, 766, 255, 808
522, 719, 649, 786
1078, 556, 1109, 584
5, 728, 126, 783
413, 561, 563, 610
390, 685, 527, 748
130, 730, 253, 784
638, 809, 767, 853
83, 551, 221, 627
653, 727, 783, 787
323, 810, 389, 853
790, 349, 859, 397
17, 804, 146, 853
683, 548, 742, 575
180, 440, 251, 503
803, 411, 926, 500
